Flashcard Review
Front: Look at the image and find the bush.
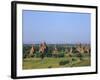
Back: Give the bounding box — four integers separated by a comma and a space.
77, 53, 83, 60
72, 58, 77, 61
59, 60, 69, 65
48, 66, 52, 68
58, 53, 64, 57
35, 52, 41, 58
45, 53, 52, 57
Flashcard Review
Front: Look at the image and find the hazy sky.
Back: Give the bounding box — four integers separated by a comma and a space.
22, 10, 91, 44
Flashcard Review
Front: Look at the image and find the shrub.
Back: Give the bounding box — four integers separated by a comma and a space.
72, 58, 77, 61
77, 53, 83, 60
45, 53, 52, 57
59, 60, 69, 65
48, 66, 52, 68
35, 52, 41, 58
58, 53, 64, 57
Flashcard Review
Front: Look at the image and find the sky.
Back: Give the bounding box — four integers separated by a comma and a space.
22, 10, 91, 44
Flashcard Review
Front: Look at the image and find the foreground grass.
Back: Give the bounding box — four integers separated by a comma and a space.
23, 56, 90, 69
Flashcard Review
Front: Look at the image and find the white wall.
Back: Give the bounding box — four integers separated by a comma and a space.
0, 0, 99, 80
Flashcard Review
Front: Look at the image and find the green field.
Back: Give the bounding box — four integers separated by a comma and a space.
23, 56, 90, 69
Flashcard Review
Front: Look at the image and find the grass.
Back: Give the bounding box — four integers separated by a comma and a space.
23, 56, 90, 69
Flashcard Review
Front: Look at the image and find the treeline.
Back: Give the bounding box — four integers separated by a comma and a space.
23, 44, 90, 59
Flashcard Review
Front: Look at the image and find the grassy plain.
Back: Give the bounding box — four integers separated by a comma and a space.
23, 56, 90, 69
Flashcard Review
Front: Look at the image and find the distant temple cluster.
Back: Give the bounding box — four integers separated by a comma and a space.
24, 42, 90, 59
